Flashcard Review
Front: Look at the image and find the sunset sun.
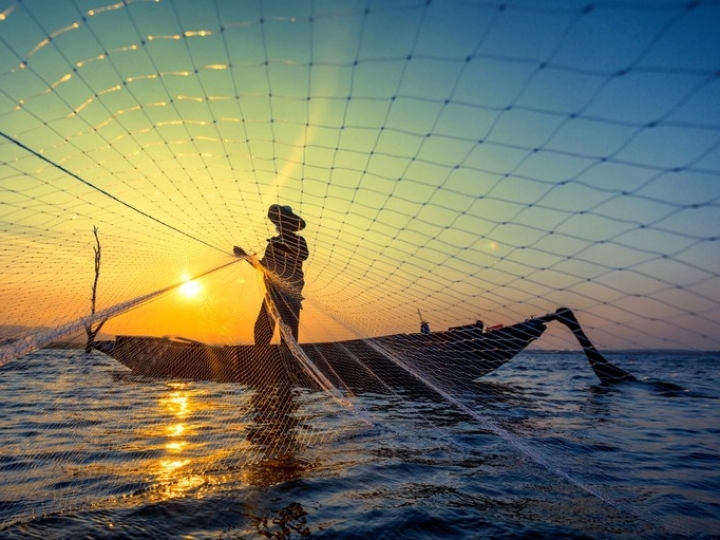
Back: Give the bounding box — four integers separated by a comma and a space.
179, 276, 202, 299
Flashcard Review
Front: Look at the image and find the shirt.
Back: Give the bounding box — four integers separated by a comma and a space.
260, 233, 309, 296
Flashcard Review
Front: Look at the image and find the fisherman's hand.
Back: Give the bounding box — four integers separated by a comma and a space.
233, 246, 247, 258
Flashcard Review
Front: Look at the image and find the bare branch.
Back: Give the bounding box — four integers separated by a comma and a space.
85, 226, 106, 353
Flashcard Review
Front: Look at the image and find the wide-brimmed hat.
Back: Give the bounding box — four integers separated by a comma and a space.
268, 204, 306, 231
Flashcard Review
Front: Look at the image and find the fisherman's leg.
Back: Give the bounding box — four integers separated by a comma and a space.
254, 300, 274, 347
276, 296, 301, 344
287, 303, 300, 342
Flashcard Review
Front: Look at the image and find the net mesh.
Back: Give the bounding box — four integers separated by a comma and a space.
0, 0, 718, 534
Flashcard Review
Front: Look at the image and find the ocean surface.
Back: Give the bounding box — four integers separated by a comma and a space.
0, 349, 718, 539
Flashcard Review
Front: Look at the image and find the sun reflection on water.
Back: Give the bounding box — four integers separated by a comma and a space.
132, 378, 318, 503
148, 382, 209, 501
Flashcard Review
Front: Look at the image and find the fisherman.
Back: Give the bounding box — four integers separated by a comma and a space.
234, 205, 309, 347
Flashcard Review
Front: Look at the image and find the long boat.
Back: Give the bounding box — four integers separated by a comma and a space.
94, 308, 635, 393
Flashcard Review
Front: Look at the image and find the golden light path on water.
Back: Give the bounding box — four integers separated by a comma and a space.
129, 380, 322, 503
148, 383, 210, 501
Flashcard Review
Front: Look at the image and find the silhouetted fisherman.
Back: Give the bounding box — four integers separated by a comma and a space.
235, 205, 309, 347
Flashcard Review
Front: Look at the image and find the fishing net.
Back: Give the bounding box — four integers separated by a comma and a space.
1, 0, 718, 536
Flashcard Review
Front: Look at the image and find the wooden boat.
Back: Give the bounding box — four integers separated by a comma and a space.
94, 308, 635, 393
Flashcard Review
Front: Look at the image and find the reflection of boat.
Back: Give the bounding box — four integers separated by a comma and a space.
94, 308, 635, 392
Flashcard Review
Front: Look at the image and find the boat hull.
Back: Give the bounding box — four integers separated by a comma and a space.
94, 318, 547, 393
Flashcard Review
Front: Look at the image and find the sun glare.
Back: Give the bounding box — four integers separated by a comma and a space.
179, 276, 201, 298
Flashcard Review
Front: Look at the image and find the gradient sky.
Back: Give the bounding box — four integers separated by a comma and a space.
0, 0, 718, 349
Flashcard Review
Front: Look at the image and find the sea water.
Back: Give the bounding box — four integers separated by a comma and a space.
0, 349, 718, 539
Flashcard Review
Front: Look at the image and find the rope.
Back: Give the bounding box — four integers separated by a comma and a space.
0, 130, 226, 254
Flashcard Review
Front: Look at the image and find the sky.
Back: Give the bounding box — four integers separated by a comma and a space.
0, 0, 719, 349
